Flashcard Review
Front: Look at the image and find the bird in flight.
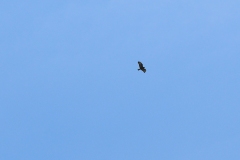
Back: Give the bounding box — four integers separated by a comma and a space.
138, 61, 146, 73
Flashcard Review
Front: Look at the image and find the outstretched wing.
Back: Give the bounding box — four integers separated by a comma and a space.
142, 68, 146, 73
138, 61, 143, 68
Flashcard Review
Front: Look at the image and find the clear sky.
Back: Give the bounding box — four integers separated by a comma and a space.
1, 1, 240, 159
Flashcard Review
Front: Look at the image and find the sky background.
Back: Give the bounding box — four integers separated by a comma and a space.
1, 1, 240, 159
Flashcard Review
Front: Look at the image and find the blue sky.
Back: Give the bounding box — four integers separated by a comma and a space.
1, 1, 240, 159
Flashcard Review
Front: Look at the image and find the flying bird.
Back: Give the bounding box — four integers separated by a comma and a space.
138, 61, 146, 73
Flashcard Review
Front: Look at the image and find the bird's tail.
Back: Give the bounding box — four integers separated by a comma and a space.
138, 69, 140, 71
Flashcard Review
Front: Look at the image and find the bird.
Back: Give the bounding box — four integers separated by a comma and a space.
138, 61, 146, 73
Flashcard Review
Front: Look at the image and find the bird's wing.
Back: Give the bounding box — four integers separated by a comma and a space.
138, 61, 143, 68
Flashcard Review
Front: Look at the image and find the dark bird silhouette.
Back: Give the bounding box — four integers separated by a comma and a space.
138, 61, 146, 73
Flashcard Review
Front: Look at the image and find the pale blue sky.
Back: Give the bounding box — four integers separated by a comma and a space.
1, 1, 240, 159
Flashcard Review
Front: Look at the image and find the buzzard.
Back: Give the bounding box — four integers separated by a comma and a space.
138, 61, 146, 73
